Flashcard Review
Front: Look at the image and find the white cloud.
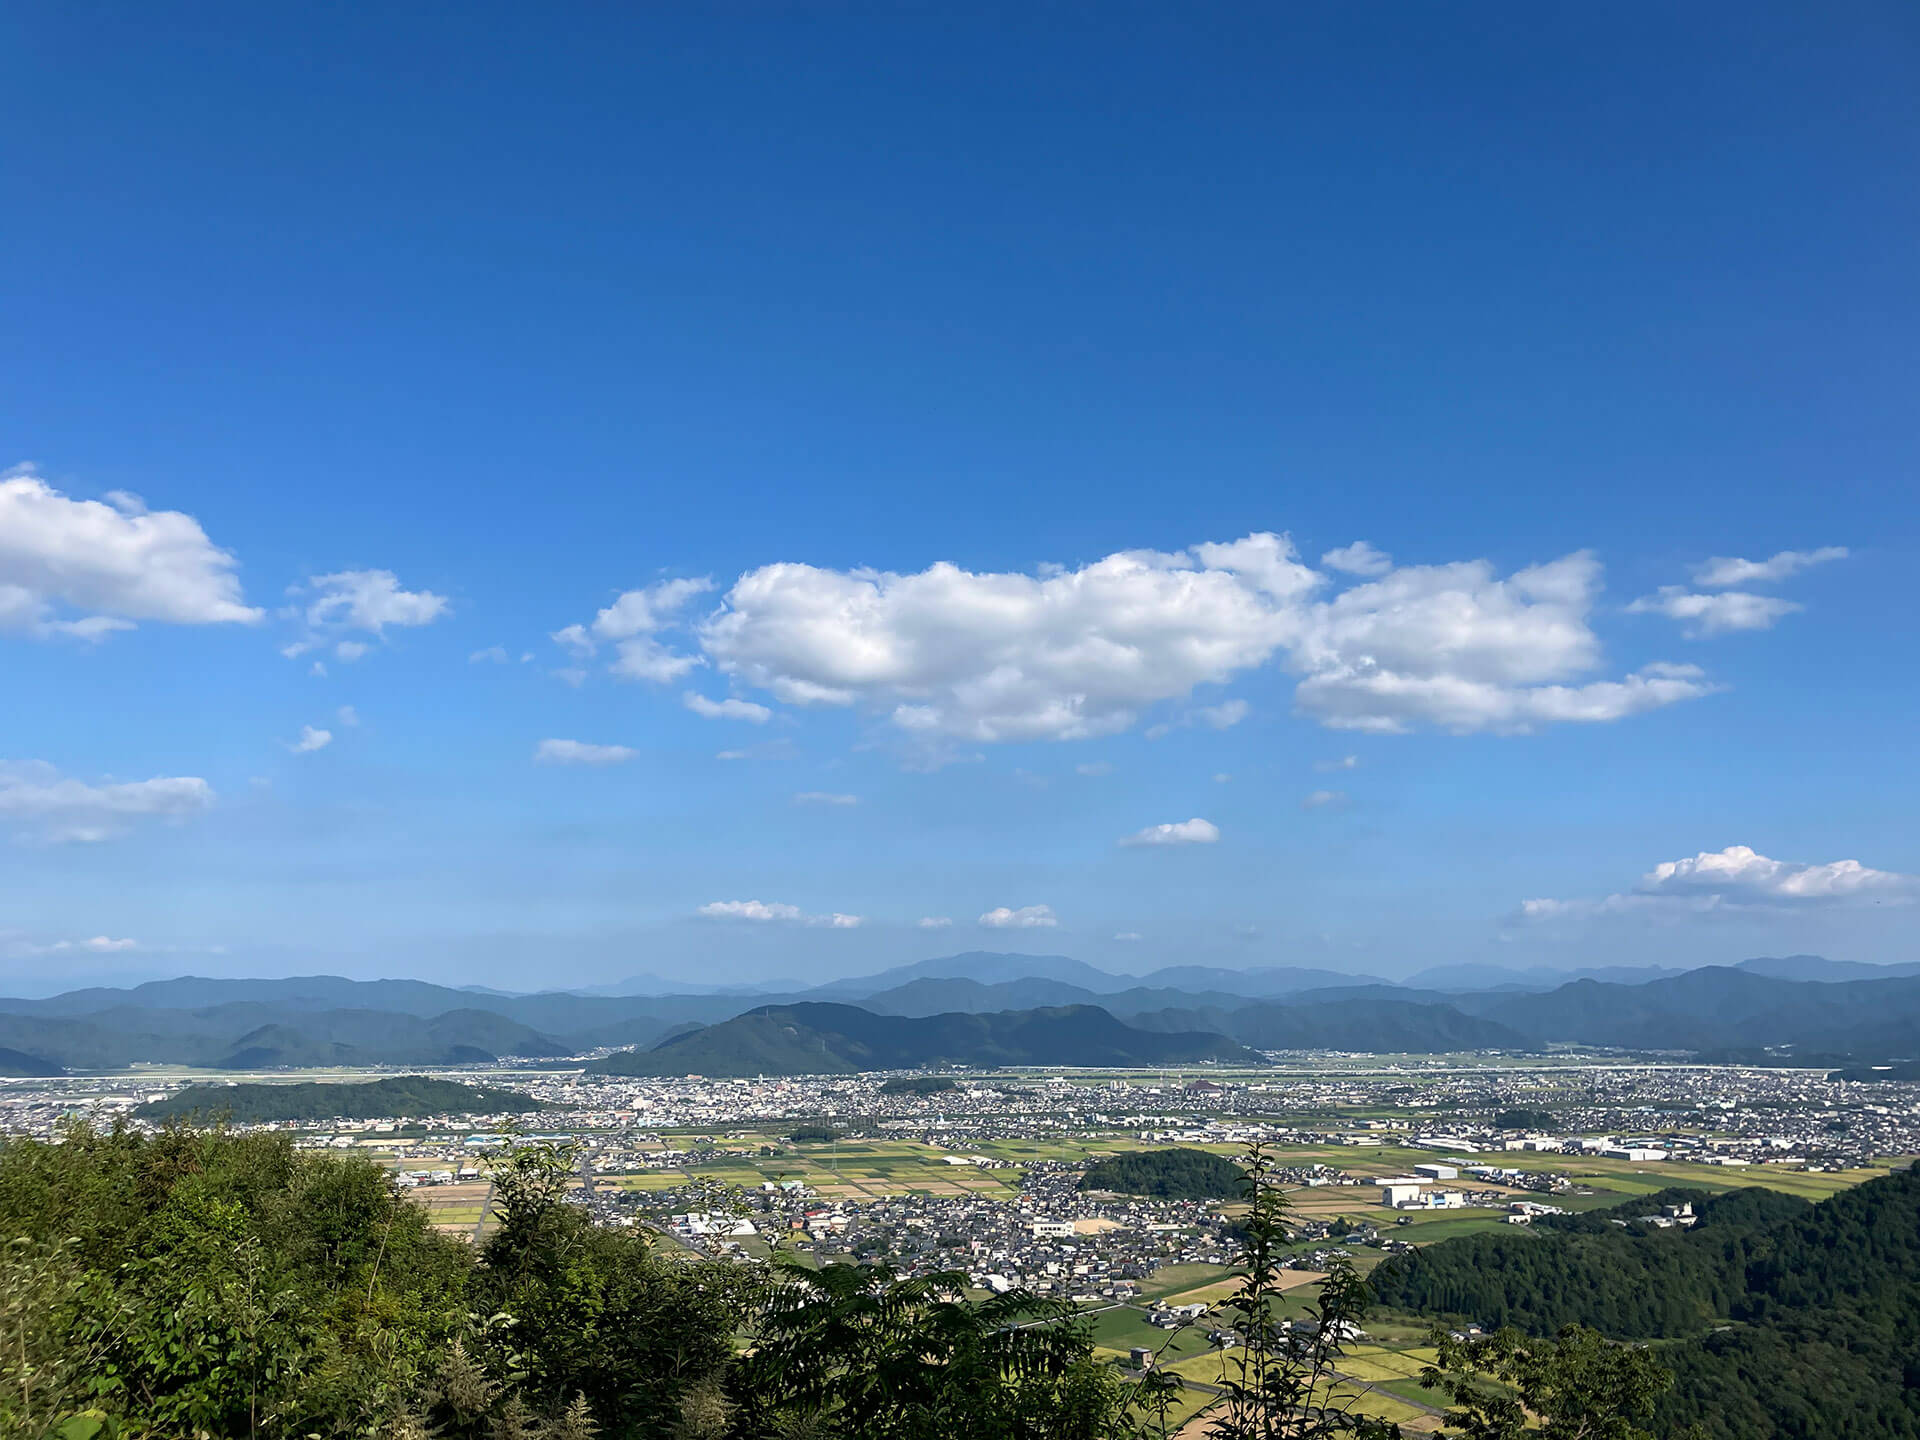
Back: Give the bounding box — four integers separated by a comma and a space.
692, 537, 1713, 742
334, 640, 370, 662
1315, 754, 1360, 772
1213, 772, 1231, 783
1119, 817, 1221, 847
0, 760, 215, 844
698, 538, 1311, 742
1641, 845, 1913, 903
303, 570, 449, 633
917, 916, 954, 929
715, 750, 749, 761
1195, 699, 1250, 730
794, 791, 858, 806
1627, 588, 1801, 636
697, 900, 863, 928
1287, 553, 1718, 733
1320, 541, 1393, 577
1076, 761, 1114, 777
0, 467, 261, 637
1517, 844, 1918, 924
470, 645, 510, 664
1300, 789, 1347, 810
683, 692, 772, 723
1693, 547, 1847, 589
289, 726, 333, 754
336, 705, 360, 727
1112, 932, 1143, 942
30, 935, 140, 954
534, 739, 637, 766
979, 904, 1059, 929
554, 578, 713, 682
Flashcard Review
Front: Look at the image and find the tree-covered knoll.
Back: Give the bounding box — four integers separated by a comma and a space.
133, 1074, 547, 1122
1491, 1108, 1555, 1130
879, 1075, 960, 1094
1078, 1147, 1244, 1201
1373, 1165, 1920, 1438
787, 1125, 845, 1142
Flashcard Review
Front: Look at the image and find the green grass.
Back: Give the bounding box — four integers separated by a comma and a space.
1139, 1263, 1235, 1300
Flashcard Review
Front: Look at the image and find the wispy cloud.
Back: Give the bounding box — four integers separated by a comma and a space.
697, 899, 863, 928
535, 739, 637, 766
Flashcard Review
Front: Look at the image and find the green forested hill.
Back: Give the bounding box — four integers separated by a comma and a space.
1079, 1147, 1245, 1200
587, 1002, 1262, 1076
1371, 1166, 1920, 1438
135, 1075, 546, 1122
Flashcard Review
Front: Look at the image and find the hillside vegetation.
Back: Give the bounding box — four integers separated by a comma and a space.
1370, 1166, 1920, 1438
134, 1075, 546, 1122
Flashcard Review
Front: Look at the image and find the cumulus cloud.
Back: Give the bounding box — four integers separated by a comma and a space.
917, 916, 954, 929
794, 791, 858, 805
683, 692, 772, 723
0, 467, 261, 637
289, 726, 333, 754
303, 570, 449, 633
690, 537, 1713, 741
1517, 844, 1917, 924
1315, 754, 1360, 772
554, 578, 713, 682
0, 760, 215, 844
1286, 553, 1719, 733
697, 900, 863, 928
1120, 817, 1220, 847
470, 645, 510, 664
566, 535, 1773, 744
1627, 588, 1801, 636
1641, 846, 1913, 903
697, 537, 1313, 742
1693, 547, 1847, 589
1300, 789, 1347, 810
979, 904, 1059, 929
1320, 541, 1393, 577
534, 739, 636, 766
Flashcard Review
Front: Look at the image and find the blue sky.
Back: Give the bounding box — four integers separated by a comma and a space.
3, 3, 1916, 992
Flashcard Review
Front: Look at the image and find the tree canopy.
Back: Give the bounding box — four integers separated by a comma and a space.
1079, 1147, 1245, 1201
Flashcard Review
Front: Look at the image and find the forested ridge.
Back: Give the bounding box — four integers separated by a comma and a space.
1370, 1166, 1920, 1438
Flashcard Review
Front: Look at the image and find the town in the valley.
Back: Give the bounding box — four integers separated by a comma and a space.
6, 1056, 1914, 1430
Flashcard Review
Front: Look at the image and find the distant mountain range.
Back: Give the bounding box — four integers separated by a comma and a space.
1, 951, 1917, 1075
